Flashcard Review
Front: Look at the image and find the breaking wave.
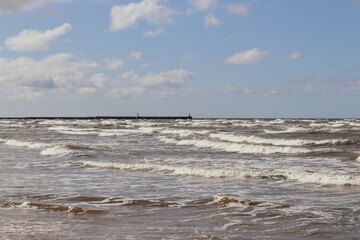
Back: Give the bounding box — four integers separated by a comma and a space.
209, 133, 357, 146
4, 139, 51, 149
81, 161, 360, 186
159, 137, 310, 154
40, 145, 75, 156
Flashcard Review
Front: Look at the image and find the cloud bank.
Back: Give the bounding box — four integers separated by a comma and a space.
0, 0, 71, 13
0, 53, 99, 99
5, 23, 72, 52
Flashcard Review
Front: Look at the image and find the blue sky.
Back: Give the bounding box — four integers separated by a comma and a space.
0, 0, 359, 118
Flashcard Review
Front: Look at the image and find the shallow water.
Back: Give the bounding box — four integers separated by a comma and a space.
0, 118, 359, 239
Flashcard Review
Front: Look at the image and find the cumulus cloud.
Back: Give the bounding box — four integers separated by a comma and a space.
204, 13, 221, 28
129, 69, 193, 88
226, 3, 249, 17
109, 87, 146, 99
0, 53, 99, 99
129, 51, 142, 61
287, 51, 302, 60
187, 0, 216, 14
77, 87, 97, 96
224, 48, 270, 66
90, 73, 109, 88
109, 0, 177, 32
5, 23, 72, 52
105, 58, 125, 70
0, 0, 71, 13
143, 28, 167, 37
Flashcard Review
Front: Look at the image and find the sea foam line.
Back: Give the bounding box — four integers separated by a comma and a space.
159, 137, 310, 154
1, 138, 76, 156
81, 161, 360, 186
209, 133, 355, 146
4, 139, 52, 149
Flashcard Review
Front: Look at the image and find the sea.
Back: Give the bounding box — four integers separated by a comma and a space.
0, 118, 359, 240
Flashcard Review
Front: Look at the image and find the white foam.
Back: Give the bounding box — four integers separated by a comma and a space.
17, 202, 37, 209
210, 133, 307, 146
81, 160, 360, 186
284, 170, 360, 186
100, 119, 120, 125
209, 133, 353, 146
264, 126, 310, 134
159, 137, 310, 154
38, 120, 68, 125
98, 129, 130, 137
4, 139, 51, 149
40, 146, 74, 156
160, 129, 209, 137
137, 127, 162, 134
49, 126, 98, 135
81, 160, 261, 178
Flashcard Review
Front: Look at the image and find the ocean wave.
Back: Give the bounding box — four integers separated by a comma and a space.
81, 160, 261, 178
284, 170, 360, 186
209, 133, 357, 146
38, 120, 69, 125
40, 144, 88, 156
81, 161, 360, 186
98, 129, 131, 137
4, 139, 51, 149
160, 129, 209, 137
15, 201, 104, 214
48, 126, 99, 135
159, 137, 310, 154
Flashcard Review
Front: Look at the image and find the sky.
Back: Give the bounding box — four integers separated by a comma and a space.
0, 0, 359, 118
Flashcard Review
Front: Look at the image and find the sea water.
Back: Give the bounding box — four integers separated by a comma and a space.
0, 119, 359, 239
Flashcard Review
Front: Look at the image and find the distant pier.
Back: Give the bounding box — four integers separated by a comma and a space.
0, 114, 193, 120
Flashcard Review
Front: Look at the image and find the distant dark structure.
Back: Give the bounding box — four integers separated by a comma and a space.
0, 114, 193, 120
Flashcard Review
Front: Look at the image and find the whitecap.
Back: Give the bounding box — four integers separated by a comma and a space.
81, 160, 360, 186
209, 133, 354, 146
284, 170, 360, 186
4, 139, 51, 149
40, 146, 74, 156
159, 137, 310, 154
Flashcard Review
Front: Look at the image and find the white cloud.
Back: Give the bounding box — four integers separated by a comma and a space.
187, 0, 216, 14
224, 48, 270, 66
0, 0, 71, 13
105, 58, 125, 70
179, 53, 195, 60
204, 13, 221, 28
143, 28, 167, 37
142, 63, 151, 68
0, 53, 99, 99
109, 87, 146, 99
0, 46, 2, 51
109, 0, 177, 32
130, 69, 193, 88
129, 51, 142, 61
219, 86, 238, 93
5, 23, 72, 52
90, 73, 108, 88
226, 3, 249, 17
287, 51, 302, 60
77, 87, 97, 96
